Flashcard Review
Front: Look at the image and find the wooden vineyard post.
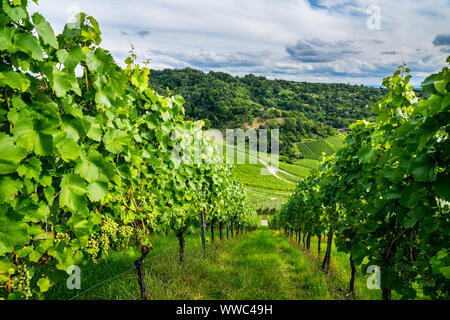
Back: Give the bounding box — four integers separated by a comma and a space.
200, 187, 206, 250
219, 222, 224, 241
322, 229, 333, 272
349, 254, 356, 296
318, 234, 321, 255
177, 231, 185, 264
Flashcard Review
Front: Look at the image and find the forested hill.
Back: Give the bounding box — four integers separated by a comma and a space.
149, 67, 388, 130
148, 68, 390, 160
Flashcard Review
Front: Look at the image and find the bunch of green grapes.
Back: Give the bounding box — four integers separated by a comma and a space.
99, 234, 110, 257
135, 195, 148, 209
54, 232, 70, 244
101, 217, 118, 242
117, 226, 134, 249
86, 237, 100, 263
11, 265, 32, 299
145, 212, 158, 231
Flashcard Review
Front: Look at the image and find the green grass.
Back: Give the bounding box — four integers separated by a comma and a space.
47, 229, 383, 300
284, 233, 383, 300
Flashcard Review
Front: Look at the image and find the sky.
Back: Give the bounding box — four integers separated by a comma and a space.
29, 0, 450, 87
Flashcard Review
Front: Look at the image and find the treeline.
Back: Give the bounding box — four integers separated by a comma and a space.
149, 68, 389, 129
148, 68, 394, 159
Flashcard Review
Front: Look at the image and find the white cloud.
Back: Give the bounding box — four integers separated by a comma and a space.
29, 0, 450, 86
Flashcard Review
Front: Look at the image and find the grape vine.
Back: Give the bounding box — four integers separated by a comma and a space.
271, 59, 450, 300
0, 0, 258, 300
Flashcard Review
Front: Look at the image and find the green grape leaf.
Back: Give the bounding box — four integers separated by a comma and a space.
62, 119, 83, 142
13, 118, 53, 156
53, 134, 81, 162
0, 133, 27, 174
37, 278, 51, 292
421, 74, 437, 96
86, 120, 102, 142
434, 79, 448, 95
87, 181, 108, 202
52, 69, 75, 97
15, 198, 44, 223
411, 154, 436, 182
75, 152, 100, 183
67, 210, 91, 237
65, 46, 85, 70
60, 96, 83, 119
440, 266, 450, 280
0, 71, 30, 91
13, 33, 43, 61
0, 176, 23, 203
0, 27, 16, 52
60, 173, 87, 212
0, 260, 13, 273
433, 173, 450, 201
86, 150, 117, 181
2, 0, 27, 23
0, 12, 9, 28
356, 144, 376, 164
103, 130, 129, 154
38, 175, 53, 188
0, 208, 28, 255
17, 157, 42, 180
50, 247, 76, 272
95, 87, 115, 108
86, 48, 113, 74
442, 93, 450, 111
31, 13, 58, 49
56, 49, 68, 64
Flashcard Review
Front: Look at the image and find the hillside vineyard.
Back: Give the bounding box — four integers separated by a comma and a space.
0, 0, 448, 302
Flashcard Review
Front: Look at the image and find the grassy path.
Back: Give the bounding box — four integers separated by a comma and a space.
47, 229, 380, 300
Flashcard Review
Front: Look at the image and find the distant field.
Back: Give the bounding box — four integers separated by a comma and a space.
232, 163, 295, 192
229, 134, 346, 210
325, 135, 346, 150
278, 171, 301, 183
295, 135, 346, 161
245, 187, 291, 199
293, 158, 320, 168
279, 162, 312, 178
